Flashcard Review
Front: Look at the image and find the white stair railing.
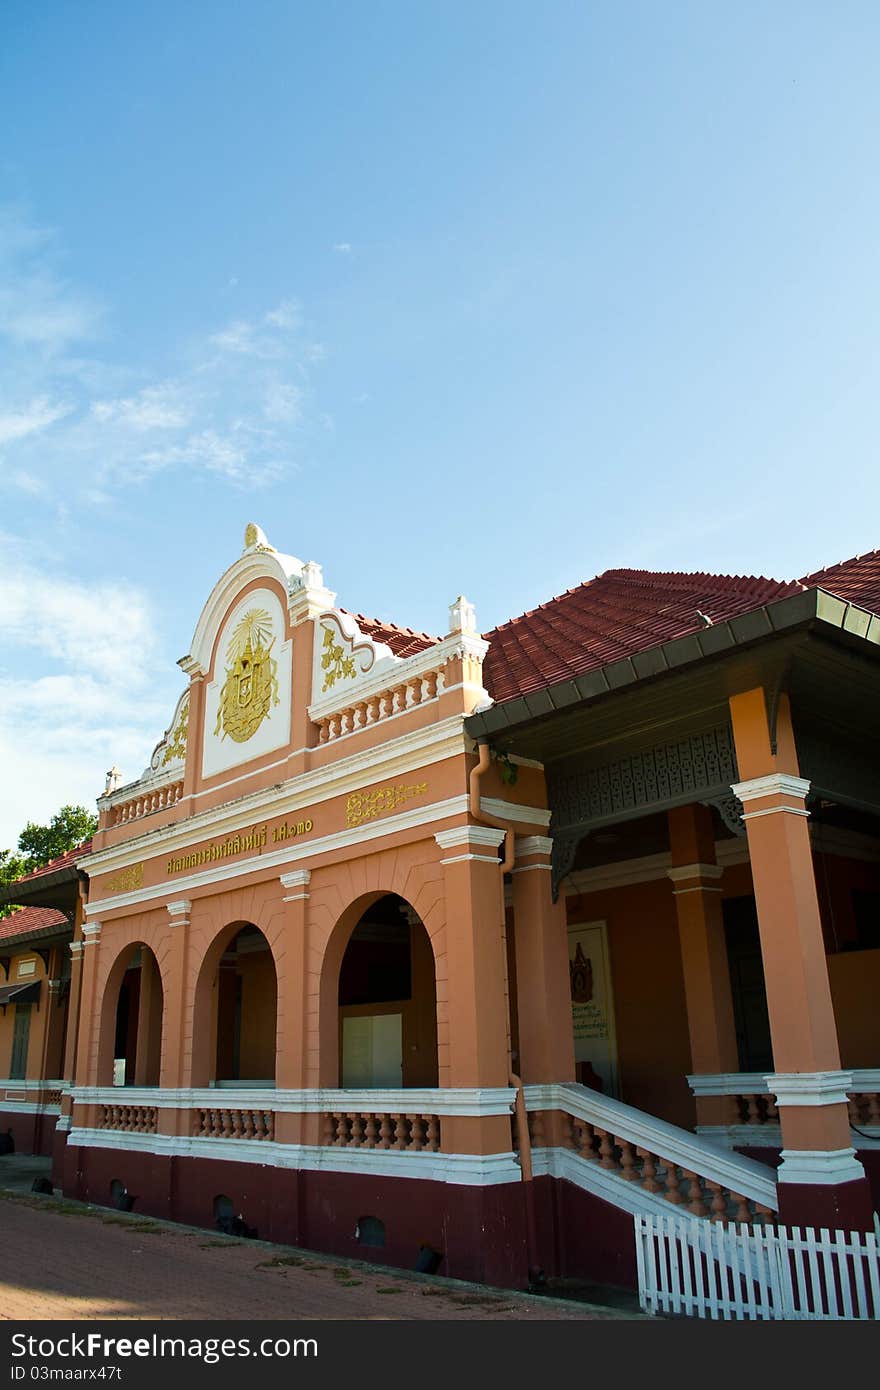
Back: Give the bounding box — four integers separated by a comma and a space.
523, 1082, 778, 1222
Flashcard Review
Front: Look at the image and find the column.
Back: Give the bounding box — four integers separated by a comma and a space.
434, 826, 512, 1156
729, 687, 872, 1229
158, 901, 190, 1143
511, 836, 575, 1084
275, 871, 311, 1145
667, 804, 740, 1128
75, 922, 102, 1087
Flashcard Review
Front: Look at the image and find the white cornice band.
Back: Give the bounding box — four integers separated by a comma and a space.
85, 717, 472, 875
64, 1128, 522, 1186
71, 1085, 518, 1116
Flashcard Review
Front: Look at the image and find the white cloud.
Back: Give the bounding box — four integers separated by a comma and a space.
264, 298, 301, 331
0, 208, 103, 352
0, 544, 180, 848
90, 384, 190, 430
0, 547, 156, 683
333, 243, 352, 255
1, 469, 50, 497
209, 319, 261, 356
0, 396, 71, 446
263, 381, 302, 423
0, 205, 326, 503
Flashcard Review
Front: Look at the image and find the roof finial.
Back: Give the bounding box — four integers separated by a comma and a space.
104, 766, 123, 795
448, 595, 477, 635
243, 522, 273, 552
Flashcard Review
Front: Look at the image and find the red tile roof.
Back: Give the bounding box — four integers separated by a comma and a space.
800, 549, 880, 615
8, 840, 92, 885
344, 612, 440, 661
0, 905, 68, 944
481, 550, 880, 705
481, 569, 804, 703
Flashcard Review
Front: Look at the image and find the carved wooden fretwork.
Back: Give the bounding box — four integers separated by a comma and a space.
699, 792, 745, 838
548, 725, 741, 897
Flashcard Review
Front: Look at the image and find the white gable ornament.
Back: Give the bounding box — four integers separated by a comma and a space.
143, 690, 190, 779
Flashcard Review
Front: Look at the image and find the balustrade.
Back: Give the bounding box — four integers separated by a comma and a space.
112, 780, 183, 826
316, 671, 442, 744
193, 1108, 275, 1140
321, 1111, 440, 1151
98, 1104, 157, 1134
559, 1112, 776, 1223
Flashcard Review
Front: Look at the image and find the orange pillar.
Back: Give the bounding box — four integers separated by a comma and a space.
435, 826, 513, 1156
275, 871, 311, 1145
75, 921, 103, 1087
729, 688, 872, 1229
511, 836, 575, 1084
667, 804, 740, 1128
160, 900, 190, 1090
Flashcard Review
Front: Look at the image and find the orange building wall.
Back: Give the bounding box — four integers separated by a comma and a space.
566, 878, 695, 1130
827, 950, 880, 1068
0, 951, 49, 1079
564, 850, 879, 1127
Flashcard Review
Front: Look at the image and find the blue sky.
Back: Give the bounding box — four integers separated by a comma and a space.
1, 2, 878, 845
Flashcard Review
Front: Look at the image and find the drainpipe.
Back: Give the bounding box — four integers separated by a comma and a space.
510, 1070, 542, 1288
469, 740, 516, 873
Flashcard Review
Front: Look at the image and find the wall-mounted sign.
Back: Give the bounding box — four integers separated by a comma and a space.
165, 815, 317, 876
568, 920, 619, 1096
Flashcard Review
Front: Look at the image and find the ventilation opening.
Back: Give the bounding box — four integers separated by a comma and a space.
355, 1215, 386, 1247
110, 1178, 134, 1211
213, 1194, 234, 1223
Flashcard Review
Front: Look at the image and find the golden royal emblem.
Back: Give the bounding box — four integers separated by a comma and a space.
214, 608, 280, 744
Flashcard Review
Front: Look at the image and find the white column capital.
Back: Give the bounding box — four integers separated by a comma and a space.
281, 868, 311, 901
765, 1070, 853, 1108
81, 923, 102, 946
731, 774, 811, 821
435, 825, 505, 852
167, 899, 192, 923
515, 835, 553, 859
69, 941, 85, 959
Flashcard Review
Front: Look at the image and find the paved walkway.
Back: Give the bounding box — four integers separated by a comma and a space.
0, 1180, 639, 1321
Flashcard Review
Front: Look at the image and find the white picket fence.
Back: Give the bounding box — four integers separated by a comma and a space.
635, 1211, 880, 1320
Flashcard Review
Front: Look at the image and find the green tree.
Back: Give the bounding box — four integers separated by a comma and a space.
0, 804, 97, 919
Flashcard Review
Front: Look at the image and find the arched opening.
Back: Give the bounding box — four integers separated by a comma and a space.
337, 894, 437, 1088
105, 945, 164, 1087
203, 924, 277, 1086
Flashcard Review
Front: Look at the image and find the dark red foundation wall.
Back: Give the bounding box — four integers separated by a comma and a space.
0, 1108, 57, 1157
60, 1145, 531, 1290
531, 1175, 639, 1290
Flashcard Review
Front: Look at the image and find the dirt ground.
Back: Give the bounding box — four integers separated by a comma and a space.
0, 1165, 641, 1321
